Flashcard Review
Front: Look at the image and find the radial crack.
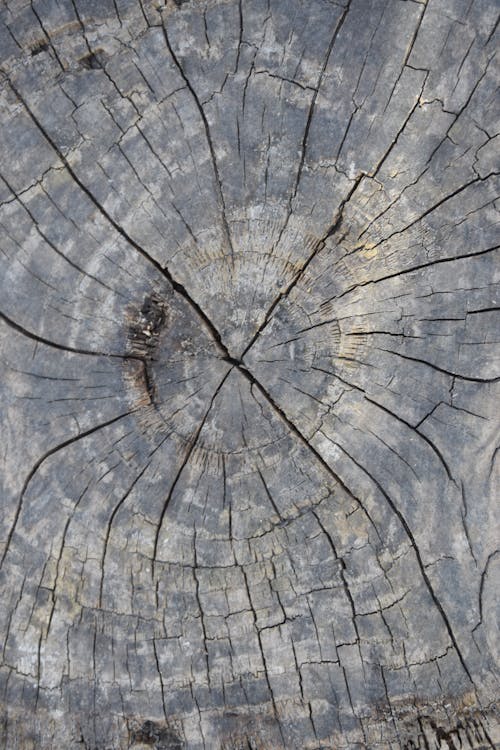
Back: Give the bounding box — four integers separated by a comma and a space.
0, 410, 133, 569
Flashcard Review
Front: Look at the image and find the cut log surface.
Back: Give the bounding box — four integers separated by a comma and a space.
0, 0, 499, 748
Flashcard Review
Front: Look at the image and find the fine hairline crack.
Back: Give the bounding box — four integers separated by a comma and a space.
1, 56, 481, 695
4, 72, 361, 371
3, 73, 436, 634
2, 79, 372, 530
3, 76, 236, 360
1, 3, 498, 745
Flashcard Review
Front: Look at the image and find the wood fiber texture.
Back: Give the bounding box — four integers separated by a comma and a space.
0, 0, 499, 748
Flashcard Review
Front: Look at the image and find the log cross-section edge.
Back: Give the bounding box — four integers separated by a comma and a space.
0, 0, 498, 748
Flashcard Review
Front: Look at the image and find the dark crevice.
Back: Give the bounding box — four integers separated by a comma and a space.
364, 172, 499, 253
324, 438, 475, 685
473, 550, 499, 632
78, 51, 104, 70
333, 244, 499, 302
241, 172, 364, 360
0, 410, 133, 569
4, 77, 236, 363
152, 368, 233, 573
1, 15, 496, 736
159, 22, 236, 260
0, 169, 123, 299
377, 347, 500, 384
0, 309, 139, 361
29, 1, 65, 70
233, 360, 377, 527
292, 1, 353, 201
312, 510, 361, 642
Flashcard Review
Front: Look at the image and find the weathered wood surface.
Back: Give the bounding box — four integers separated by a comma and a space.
0, 0, 499, 748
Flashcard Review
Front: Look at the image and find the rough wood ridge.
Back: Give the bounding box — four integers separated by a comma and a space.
0, 0, 499, 748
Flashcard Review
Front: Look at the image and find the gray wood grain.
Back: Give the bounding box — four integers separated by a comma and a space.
0, 0, 498, 748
